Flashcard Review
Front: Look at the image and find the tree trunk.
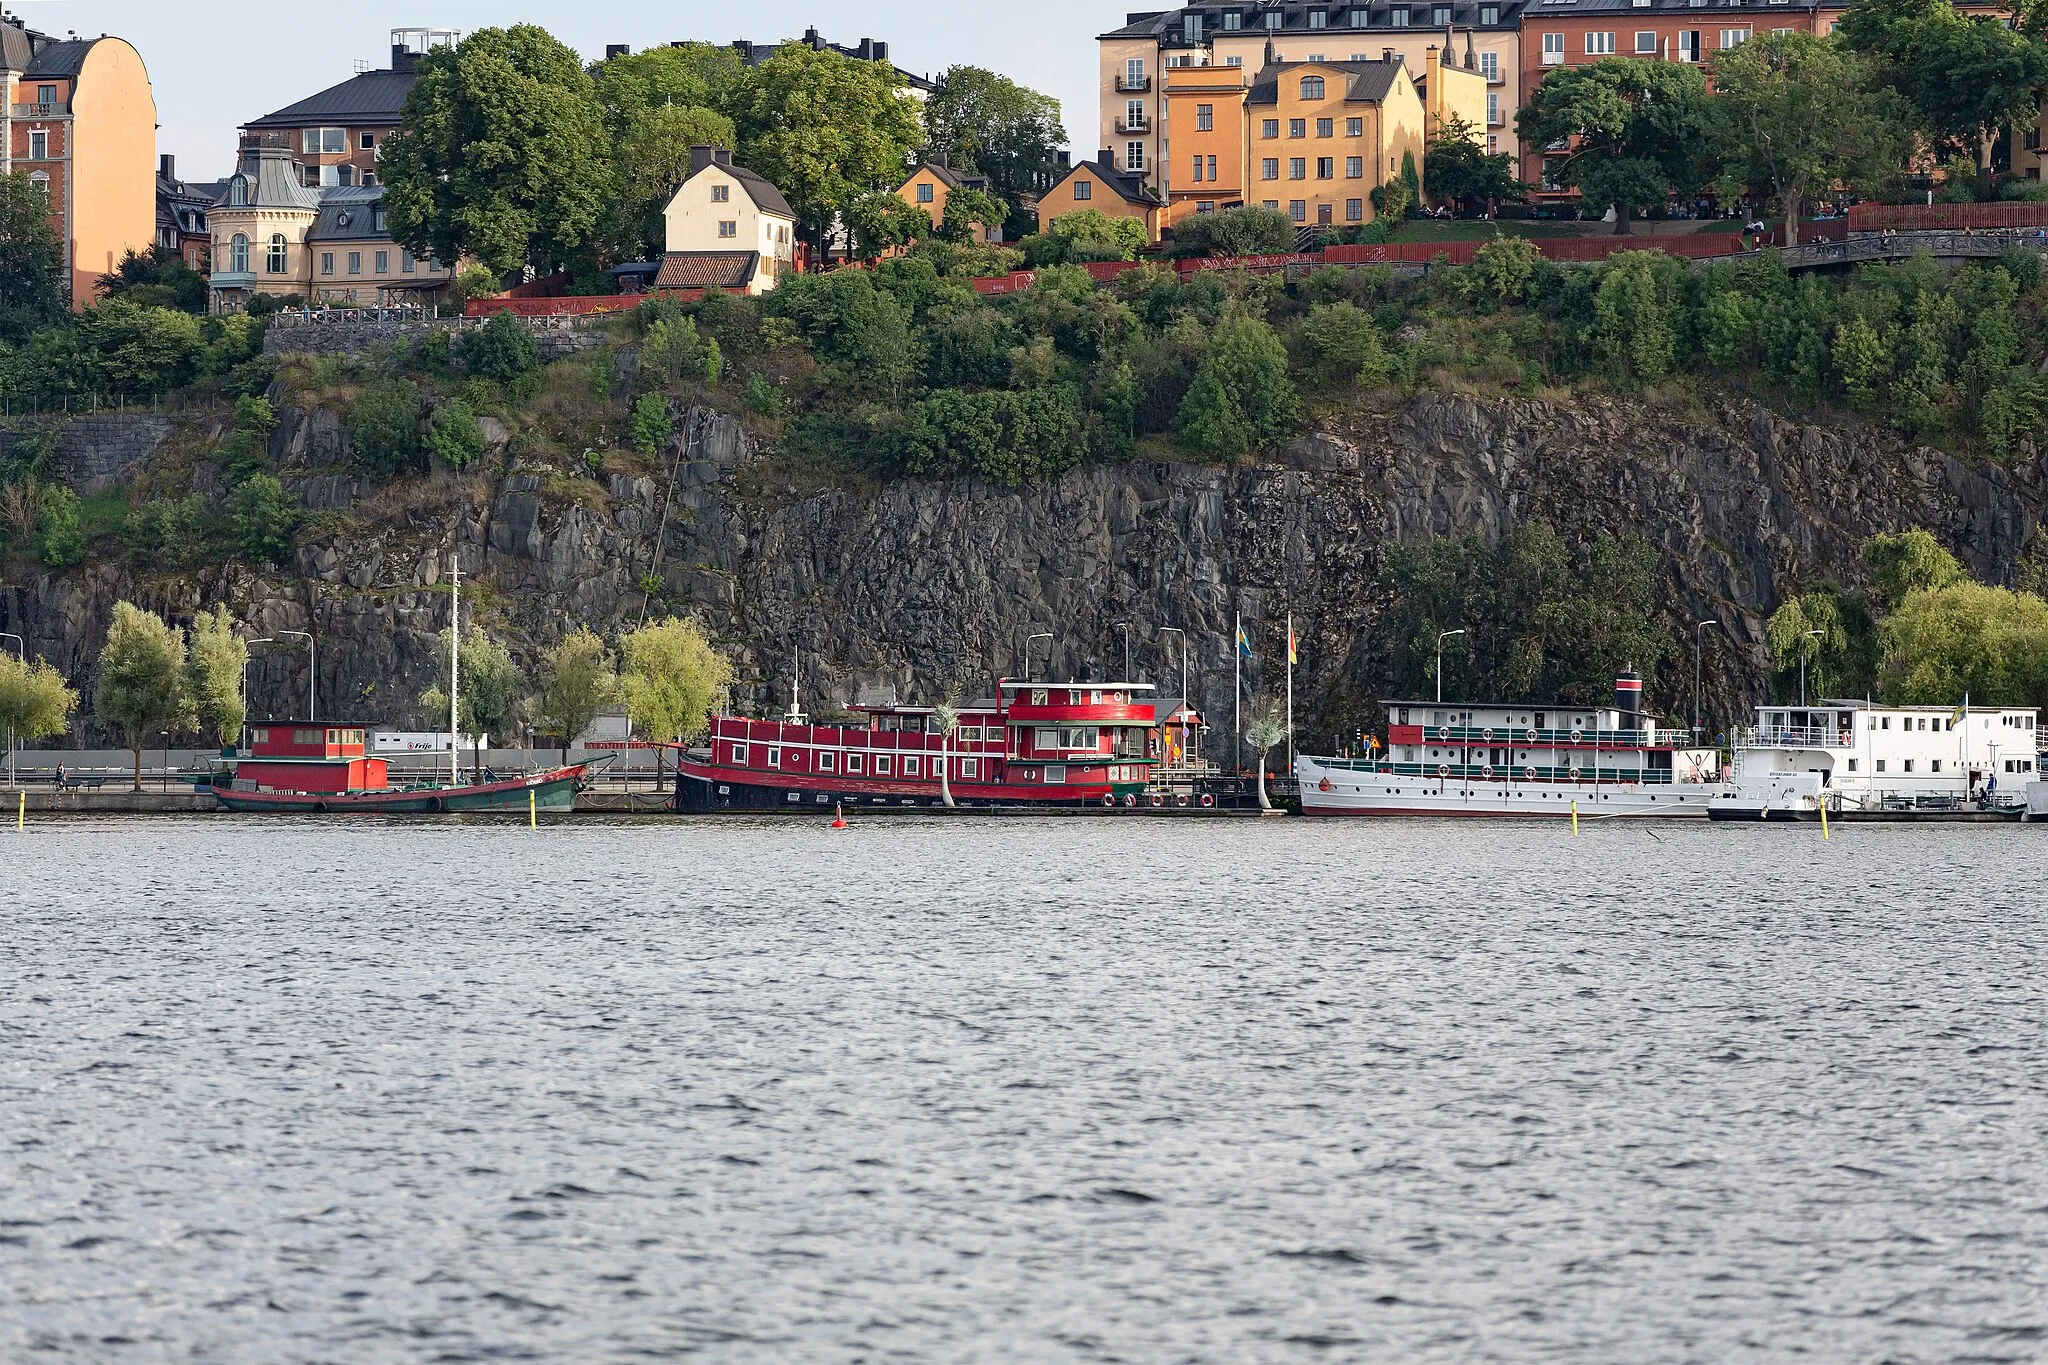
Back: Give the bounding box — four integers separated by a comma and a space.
1255, 754, 1273, 810
1613, 202, 1630, 236
939, 734, 955, 808
1783, 188, 1801, 249
1978, 130, 1996, 201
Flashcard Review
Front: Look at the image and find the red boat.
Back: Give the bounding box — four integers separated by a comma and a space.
212, 720, 586, 814
674, 679, 1226, 813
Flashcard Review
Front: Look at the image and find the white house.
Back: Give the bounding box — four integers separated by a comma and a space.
656, 145, 798, 296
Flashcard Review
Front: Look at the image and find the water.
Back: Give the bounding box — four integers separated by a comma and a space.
3, 816, 2046, 1362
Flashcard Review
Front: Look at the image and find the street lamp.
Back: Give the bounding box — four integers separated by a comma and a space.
276, 629, 314, 719
1156, 627, 1188, 705
1693, 620, 1721, 743
1435, 629, 1466, 704
1800, 629, 1824, 707
0, 632, 21, 790
1116, 622, 1133, 683
1024, 632, 1052, 682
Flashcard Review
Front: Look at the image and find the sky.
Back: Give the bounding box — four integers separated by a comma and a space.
4, 0, 1122, 181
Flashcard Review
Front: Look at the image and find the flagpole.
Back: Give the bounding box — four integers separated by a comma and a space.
1234, 610, 1242, 776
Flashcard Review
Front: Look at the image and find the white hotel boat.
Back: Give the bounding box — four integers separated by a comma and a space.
1710, 701, 2040, 821
1297, 670, 1724, 818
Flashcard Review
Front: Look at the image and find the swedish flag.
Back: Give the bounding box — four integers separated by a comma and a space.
1237, 621, 1254, 661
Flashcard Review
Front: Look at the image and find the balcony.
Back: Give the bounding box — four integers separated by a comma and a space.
1114, 116, 1149, 134
11, 101, 68, 118
1735, 725, 1855, 750
1115, 75, 1152, 92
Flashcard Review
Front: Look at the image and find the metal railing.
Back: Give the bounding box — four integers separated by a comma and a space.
1416, 724, 1691, 747
1735, 725, 1855, 750
1114, 116, 1149, 134
1115, 75, 1152, 92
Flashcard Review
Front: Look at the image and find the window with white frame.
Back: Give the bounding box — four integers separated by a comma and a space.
1720, 27, 1750, 46
819, 751, 836, 771
1266, 9, 1283, 27
1390, 7, 1410, 24
1479, 51, 1499, 80
1126, 57, 1146, 85
1197, 103, 1214, 131
1542, 32, 1564, 62
229, 233, 249, 272
1487, 92, 1500, 125
28, 130, 47, 160
961, 757, 978, 778
1224, 9, 1243, 28
875, 755, 892, 776
1126, 141, 1145, 170
766, 746, 781, 768
1309, 8, 1328, 26
905, 756, 920, 777
267, 233, 287, 273
728, 743, 748, 764
847, 753, 865, 774
1587, 31, 1616, 53
1636, 30, 1657, 52
301, 127, 346, 154
1126, 99, 1146, 129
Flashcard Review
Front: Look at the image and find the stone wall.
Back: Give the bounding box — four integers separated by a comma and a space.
263, 316, 609, 363
0, 412, 184, 493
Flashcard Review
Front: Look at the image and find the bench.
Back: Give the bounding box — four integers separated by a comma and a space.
56, 776, 107, 791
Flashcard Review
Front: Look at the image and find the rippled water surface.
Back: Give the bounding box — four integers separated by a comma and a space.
4, 815, 2047, 1362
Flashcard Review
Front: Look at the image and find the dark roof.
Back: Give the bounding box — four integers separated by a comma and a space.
1054, 157, 1163, 207
683, 161, 795, 219
307, 187, 395, 242
243, 68, 416, 130
1247, 58, 1404, 105
655, 251, 760, 289
1101, 1, 1528, 38
724, 30, 936, 92
1522, 0, 1813, 12
214, 146, 322, 211
2, 19, 39, 69
23, 38, 91, 78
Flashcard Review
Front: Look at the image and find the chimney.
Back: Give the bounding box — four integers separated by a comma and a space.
1615, 668, 1643, 730
715, 147, 732, 166
605, 43, 629, 60
391, 42, 416, 73
727, 39, 752, 60
804, 26, 821, 47
873, 40, 889, 63
857, 37, 874, 60
1264, 37, 1276, 65
1382, 47, 1394, 62
933, 149, 949, 170
1465, 29, 1477, 68
690, 145, 716, 175
159, 153, 175, 181
1100, 148, 1115, 168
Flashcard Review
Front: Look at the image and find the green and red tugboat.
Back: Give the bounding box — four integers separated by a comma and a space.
212, 721, 584, 814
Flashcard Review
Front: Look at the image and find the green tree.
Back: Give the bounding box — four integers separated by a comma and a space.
1591, 251, 1689, 382
1515, 58, 1712, 232
0, 652, 78, 779
1878, 580, 2048, 707
96, 246, 209, 314
619, 615, 733, 781
93, 601, 195, 790
940, 185, 1010, 243
1176, 317, 1298, 458
1424, 115, 1523, 214
1244, 704, 1287, 809
923, 65, 1068, 212
74, 301, 206, 393
1709, 33, 1905, 246
458, 312, 538, 381
36, 485, 85, 567
229, 473, 299, 566
379, 25, 612, 273
0, 171, 68, 339
734, 44, 923, 253
1766, 590, 1849, 701
422, 625, 525, 782
1168, 205, 1296, 258
1299, 302, 1394, 384
425, 401, 487, 469
1021, 208, 1150, 265
631, 393, 673, 456
592, 46, 743, 258
1462, 235, 1544, 308
183, 605, 249, 748
768, 269, 916, 397
350, 376, 423, 479
1864, 528, 1965, 606
537, 627, 619, 760
846, 190, 935, 262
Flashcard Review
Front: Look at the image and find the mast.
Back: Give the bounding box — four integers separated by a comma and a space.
449, 554, 461, 786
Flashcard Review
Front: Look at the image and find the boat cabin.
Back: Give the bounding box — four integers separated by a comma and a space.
235, 721, 387, 794
1736, 703, 2039, 802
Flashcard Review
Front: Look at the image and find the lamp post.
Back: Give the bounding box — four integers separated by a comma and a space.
1024, 632, 1052, 682
1800, 629, 1824, 707
277, 629, 314, 720
0, 632, 21, 790
1116, 622, 1132, 683
242, 638, 274, 745
161, 730, 170, 793
1435, 629, 1466, 704
1693, 620, 1721, 743
1156, 627, 1188, 704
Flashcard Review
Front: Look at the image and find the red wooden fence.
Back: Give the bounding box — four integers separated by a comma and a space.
1847, 202, 2048, 231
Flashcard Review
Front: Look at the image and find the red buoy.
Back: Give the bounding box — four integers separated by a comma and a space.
830, 803, 847, 830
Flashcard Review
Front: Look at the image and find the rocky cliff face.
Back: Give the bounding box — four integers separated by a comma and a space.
4, 389, 2042, 748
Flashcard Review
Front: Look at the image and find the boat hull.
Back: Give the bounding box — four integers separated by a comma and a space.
674, 765, 1254, 813
212, 766, 586, 814
1296, 757, 1716, 818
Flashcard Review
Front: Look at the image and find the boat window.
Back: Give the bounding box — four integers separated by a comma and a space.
1036, 727, 1058, 752
1069, 690, 1082, 705
1060, 727, 1097, 750
847, 754, 864, 774
1881, 717, 1889, 730
905, 756, 920, 777
1931, 760, 1942, 772
1903, 759, 1914, 772
1043, 764, 1067, 783
766, 746, 781, 768
961, 758, 978, 778
250, 728, 269, 746
819, 752, 836, 771
729, 743, 747, 765
1848, 758, 1858, 771
1876, 759, 1886, 772
875, 755, 892, 775
1031, 689, 1048, 705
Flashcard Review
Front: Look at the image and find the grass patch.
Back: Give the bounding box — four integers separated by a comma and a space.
1390, 219, 1592, 243
78, 485, 133, 540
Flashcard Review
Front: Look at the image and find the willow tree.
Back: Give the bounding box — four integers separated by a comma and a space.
0, 651, 79, 785
619, 616, 732, 784
538, 628, 619, 762
93, 602, 195, 790
422, 627, 526, 783
184, 606, 249, 749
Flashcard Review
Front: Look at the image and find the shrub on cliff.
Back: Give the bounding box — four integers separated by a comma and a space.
349, 377, 423, 479
34, 485, 84, 567
459, 312, 539, 382
1176, 317, 1297, 458
229, 474, 299, 567
424, 401, 487, 470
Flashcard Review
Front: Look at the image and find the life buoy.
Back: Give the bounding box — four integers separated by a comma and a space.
1122, 793, 1137, 807
1524, 766, 1536, 779
1482, 764, 1494, 779
1568, 766, 1582, 780
1175, 793, 1190, 807
1525, 729, 1538, 743
427, 795, 444, 813
1571, 728, 1584, 743
1200, 793, 1215, 808
1149, 793, 1164, 807
314, 800, 330, 814
1482, 727, 1494, 740
1437, 764, 1450, 778
1318, 777, 1333, 792
1437, 727, 1451, 740
1103, 795, 1116, 808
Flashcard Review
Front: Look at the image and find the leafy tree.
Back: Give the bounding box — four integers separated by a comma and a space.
923, 65, 1068, 213
632, 393, 672, 455
93, 601, 195, 790
940, 185, 1009, 244
1299, 302, 1394, 384
537, 627, 619, 760
1766, 589, 1850, 700
73, 301, 206, 393
1168, 205, 1295, 259
847, 190, 935, 262
425, 401, 487, 469
1461, 235, 1545, 309
592, 47, 741, 260
0, 652, 78, 769
0, 171, 67, 338
421, 626, 525, 782
183, 605, 249, 748
458, 312, 538, 381
36, 485, 85, 567
1020, 209, 1150, 265
229, 473, 299, 566
1516, 58, 1712, 232
125, 494, 219, 568
891, 384, 1086, 485
1424, 115, 1522, 214
1591, 251, 1690, 382
1709, 33, 1905, 246
1878, 580, 2048, 707
350, 376, 423, 479
733, 44, 923, 253
1864, 528, 1965, 606
97, 246, 209, 314
379, 25, 612, 273
619, 616, 732, 784
1244, 704, 1287, 809
768, 269, 916, 397
1177, 317, 1297, 458
453, 265, 503, 304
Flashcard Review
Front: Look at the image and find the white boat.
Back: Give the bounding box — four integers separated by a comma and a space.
1297, 670, 1722, 818
1708, 701, 2039, 821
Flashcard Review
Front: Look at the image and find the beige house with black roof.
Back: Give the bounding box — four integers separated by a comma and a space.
658, 145, 797, 296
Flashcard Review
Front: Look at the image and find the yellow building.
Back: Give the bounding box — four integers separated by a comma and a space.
1037, 153, 1167, 242
1160, 63, 1252, 226
2, 20, 158, 306
895, 157, 1004, 243
1244, 57, 1427, 229
657, 146, 798, 296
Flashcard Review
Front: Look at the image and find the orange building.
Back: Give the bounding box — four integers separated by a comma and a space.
1245, 57, 1428, 229
895, 157, 1005, 243
1161, 63, 1252, 223
1038, 153, 1167, 241
2, 18, 158, 306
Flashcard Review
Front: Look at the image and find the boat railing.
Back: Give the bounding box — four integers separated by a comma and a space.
1734, 725, 1855, 750
1312, 758, 1679, 784
1420, 725, 1689, 748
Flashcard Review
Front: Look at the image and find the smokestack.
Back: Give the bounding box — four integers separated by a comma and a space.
873, 40, 889, 63
1100, 147, 1115, 168
1615, 668, 1643, 730
160, 153, 175, 181
605, 43, 629, 60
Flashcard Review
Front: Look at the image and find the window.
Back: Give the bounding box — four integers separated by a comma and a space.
1434, 5, 1451, 20
321, 252, 334, 275
766, 746, 781, 769
301, 127, 346, 154
1316, 156, 1334, 179
1207, 153, 1218, 180
1197, 103, 1214, 131
1226, 54, 1244, 66
1480, 4, 1500, 21
1542, 32, 1565, 62
1876, 759, 1886, 772
1931, 760, 1942, 773
1126, 141, 1145, 171
1262, 157, 1280, 180
1289, 199, 1307, 221
711, 183, 730, 203
1346, 197, 1364, 221
1074, 179, 1093, 200
905, 756, 920, 777
1720, 27, 1751, 46
1309, 8, 1329, 26
1391, 7, 1411, 23
375, 250, 388, 274
363, 172, 377, 187
718, 220, 737, 238
875, 755, 892, 776
729, 743, 748, 764
1197, 201, 1215, 212
1187, 13, 1205, 40
1587, 31, 1616, 53
1636, 30, 1657, 52
916, 181, 934, 203
1126, 57, 1146, 85
267, 234, 287, 273
1266, 9, 1283, 27
36, 83, 57, 106
847, 753, 865, 774
1262, 118, 1280, 138
1316, 117, 1333, 137
1301, 75, 1326, 99
819, 751, 836, 772
1485, 92, 1502, 126
229, 233, 249, 273
1345, 155, 1363, 177
1344, 117, 1363, 138
1479, 51, 1499, 79
1678, 30, 1700, 60
28, 130, 47, 160
1289, 157, 1306, 178
1263, 200, 1279, 210
1126, 99, 1146, 129
1289, 118, 1306, 137
1903, 759, 1915, 773
347, 251, 362, 275
402, 249, 416, 273
961, 758, 978, 779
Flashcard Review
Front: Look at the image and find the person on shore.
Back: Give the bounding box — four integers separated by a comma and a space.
54, 762, 66, 787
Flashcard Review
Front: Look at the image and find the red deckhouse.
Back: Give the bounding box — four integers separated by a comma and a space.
675, 679, 1167, 812
234, 721, 382, 793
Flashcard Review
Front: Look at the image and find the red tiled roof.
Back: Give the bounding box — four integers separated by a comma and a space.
654, 251, 760, 289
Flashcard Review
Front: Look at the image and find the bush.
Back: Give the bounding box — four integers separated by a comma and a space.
35, 484, 84, 566
458, 312, 539, 382
692, 290, 761, 355
744, 374, 785, 417
424, 400, 487, 469
631, 393, 672, 455
1299, 302, 1395, 385
349, 376, 423, 479
453, 266, 502, 304
889, 384, 1086, 486
407, 329, 454, 373
246, 293, 302, 318
1167, 205, 1295, 259
1176, 316, 1298, 458
124, 493, 218, 567
229, 472, 298, 565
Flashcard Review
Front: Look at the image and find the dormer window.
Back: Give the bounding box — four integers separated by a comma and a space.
227, 176, 249, 206
1301, 75, 1326, 98
1223, 8, 1244, 27
1390, 7, 1411, 23
1266, 9, 1284, 27
1187, 12, 1205, 40
1481, 4, 1500, 19
1309, 8, 1329, 26
1433, 4, 1451, 20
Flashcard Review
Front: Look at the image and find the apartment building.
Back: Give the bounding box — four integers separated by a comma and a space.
1098, 0, 1526, 193
1245, 57, 1430, 227
237, 28, 457, 191
1, 16, 158, 305
720, 29, 936, 96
